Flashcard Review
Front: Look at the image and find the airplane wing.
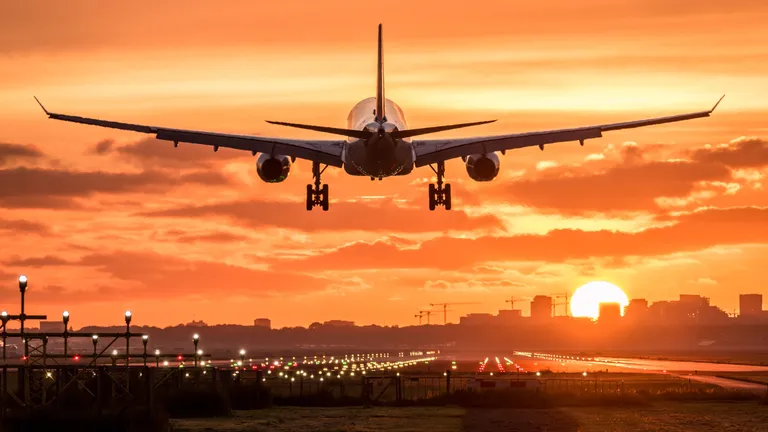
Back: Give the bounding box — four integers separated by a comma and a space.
413, 96, 725, 167
34, 98, 344, 167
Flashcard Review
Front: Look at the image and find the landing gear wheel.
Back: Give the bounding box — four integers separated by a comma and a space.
428, 184, 436, 211
427, 161, 452, 211
321, 184, 329, 211
306, 162, 330, 211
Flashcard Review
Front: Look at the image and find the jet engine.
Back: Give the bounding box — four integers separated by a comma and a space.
256, 153, 291, 183
465, 153, 500, 182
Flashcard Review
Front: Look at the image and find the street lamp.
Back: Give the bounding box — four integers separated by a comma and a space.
124, 311, 132, 366
18, 275, 27, 336
193, 334, 199, 367
62, 311, 70, 357
142, 334, 149, 366
92, 334, 99, 358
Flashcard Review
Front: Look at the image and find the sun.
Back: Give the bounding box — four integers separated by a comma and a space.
570, 281, 629, 319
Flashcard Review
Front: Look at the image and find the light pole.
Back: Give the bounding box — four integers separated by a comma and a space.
92, 335, 99, 360
197, 350, 203, 367
19, 276, 28, 360
154, 349, 160, 367
240, 349, 246, 366
124, 311, 132, 366
111, 349, 118, 367
142, 334, 149, 367
193, 334, 199, 367
1, 311, 8, 361
62, 311, 70, 357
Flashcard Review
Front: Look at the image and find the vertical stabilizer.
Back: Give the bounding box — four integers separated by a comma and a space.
375, 24, 386, 123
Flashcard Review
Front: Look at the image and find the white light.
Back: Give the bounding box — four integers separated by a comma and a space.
155, 349, 160, 355
163, 360, 169, 366
92, 335, 98, 340
197, 350, 203, 355
239, 349, 246, 355
124, 310, 132, 317
0, 311, 6, 317
112, 349, 118, 356
19, 275, 27, 283
142, 334, 149, 340
193, 333, 199, 340
62, 311, 70, 318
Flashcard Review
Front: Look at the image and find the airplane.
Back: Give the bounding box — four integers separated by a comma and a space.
34, 24, 724, 212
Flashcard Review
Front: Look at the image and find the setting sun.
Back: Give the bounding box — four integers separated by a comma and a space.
571, 281, 629, 319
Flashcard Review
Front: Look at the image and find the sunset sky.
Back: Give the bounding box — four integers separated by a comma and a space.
1, 1, 767, 328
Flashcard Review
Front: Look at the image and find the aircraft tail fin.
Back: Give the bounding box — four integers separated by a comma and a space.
375, 23, 386, 123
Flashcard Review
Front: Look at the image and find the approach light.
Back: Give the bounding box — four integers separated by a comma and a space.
193, 333, 199, 341
239, 349, 246, 355
62, 310, 70, 324
197, 349, 203, 356
124, 310, 132, 325
18, 275, 27, 291
155, 349, 160, 356
112, 349, 118, 356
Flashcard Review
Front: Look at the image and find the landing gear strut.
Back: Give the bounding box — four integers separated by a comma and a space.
428, 161, 451, 211
306, 162, 329, 211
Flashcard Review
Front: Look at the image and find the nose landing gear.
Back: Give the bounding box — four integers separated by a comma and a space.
306, 161, 329, 211
428, 161, 451, 211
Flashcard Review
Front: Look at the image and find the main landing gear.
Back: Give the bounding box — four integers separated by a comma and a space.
428, 161, 451, 211
306, 161, 329, 211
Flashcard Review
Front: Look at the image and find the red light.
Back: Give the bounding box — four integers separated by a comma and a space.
177, 355, 183, 361
74, 355, 80, 361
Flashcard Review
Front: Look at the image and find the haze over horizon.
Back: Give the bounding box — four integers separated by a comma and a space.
1, 1, 767, 328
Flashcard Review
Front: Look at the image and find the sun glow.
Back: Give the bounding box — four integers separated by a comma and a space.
570, 281, 629, 319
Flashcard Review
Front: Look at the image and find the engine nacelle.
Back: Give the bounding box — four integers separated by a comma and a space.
256, 154, 291, 183
465, 153, 500, 182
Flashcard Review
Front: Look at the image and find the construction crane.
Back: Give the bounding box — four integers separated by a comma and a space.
418, 310, 434, 325
414, 312, 426, 325
505, 296, 531, 310
429, 302, 480, 324
550, 293, 570, 317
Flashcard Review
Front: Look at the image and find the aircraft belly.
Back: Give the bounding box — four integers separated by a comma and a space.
343, 139, 414, 177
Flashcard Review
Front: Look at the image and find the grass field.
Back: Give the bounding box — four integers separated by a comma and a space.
171, 403, 768, 432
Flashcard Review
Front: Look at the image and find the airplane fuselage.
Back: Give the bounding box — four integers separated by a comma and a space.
342, 97, 414, 178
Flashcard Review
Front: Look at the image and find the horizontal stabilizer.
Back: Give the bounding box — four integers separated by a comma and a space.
391, 120, 497, 139
266, 120, 373, 139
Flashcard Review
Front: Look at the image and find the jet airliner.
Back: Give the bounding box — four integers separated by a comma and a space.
35, 24, 723, 211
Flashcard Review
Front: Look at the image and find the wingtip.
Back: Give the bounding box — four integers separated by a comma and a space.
710, 94, 726, 113
33, 96, 50, 115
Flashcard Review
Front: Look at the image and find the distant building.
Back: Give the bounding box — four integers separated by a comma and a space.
598, 302, 622, 324
624, 299, 648, 321
530, 296, 552, 321
459, 313, 496, 326
323, 320, 355, 327
497, 309, 522, 319
39, 321, 65, 333
740, 294, 762, 317
253, 318, 271, 329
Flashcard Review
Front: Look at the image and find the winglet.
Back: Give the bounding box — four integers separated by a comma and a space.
33, 96, 50, 115
710, 94, 725, 113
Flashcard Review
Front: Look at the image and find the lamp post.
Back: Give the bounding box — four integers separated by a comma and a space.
92, 335, 99, 359
62, 311, 70, 357
142, 335, 149, 367
124, 311, 132, 366
197, 350, 203, 368
19, 276, 28, 360
154, 349, 160, 367
192, 334, 199, 367
240, 349, 246, 366
1, 311, 8, 361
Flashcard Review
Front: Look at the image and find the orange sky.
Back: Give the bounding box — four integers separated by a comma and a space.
1, 1, 767, 328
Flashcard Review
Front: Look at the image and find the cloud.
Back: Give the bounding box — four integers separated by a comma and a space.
0, 218, 51, 235
492, 138, 767, 215
0, 143, 44, 166
98, 138, 247, 168
139, 198, 504, 233
0, 166, 232, 208
273, 207, 768, 271
690, 277, 718, 285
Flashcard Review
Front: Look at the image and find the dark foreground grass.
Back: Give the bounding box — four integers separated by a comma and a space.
170, 403, 768, 432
